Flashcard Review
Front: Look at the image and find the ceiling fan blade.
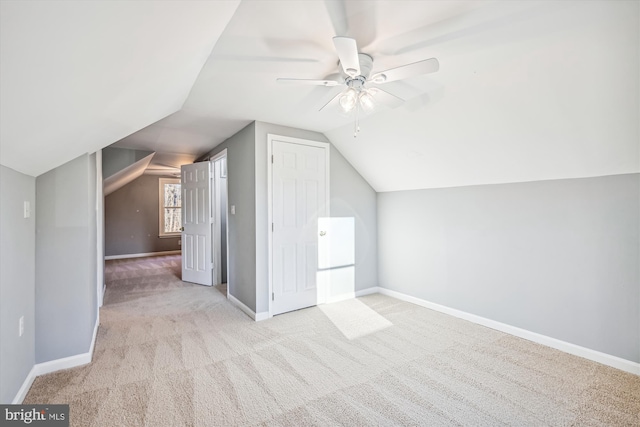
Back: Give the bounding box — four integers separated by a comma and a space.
325, 1, 376, 48
277, 78, 342, 87
369, 88, 404, 109
371, 58, 439, 84
333, 36, 360, 77
325, 0, 348, 37
319, 89, 346, 112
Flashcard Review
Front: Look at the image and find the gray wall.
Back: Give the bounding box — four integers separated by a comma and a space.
0, 165, 36, 403
203, 122, 257, 311
330, 146, 378, 293
104, 174, 180, 256
200, 121, 378, 314
254, 122, 378, 313
378, 174, 640, 363
35, 154, 98, 363
254, 122, 335, 313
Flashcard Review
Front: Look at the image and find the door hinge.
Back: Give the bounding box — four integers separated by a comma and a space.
272, 292, 274, 301
271, 155, 274, 164
272, 223, 274, 232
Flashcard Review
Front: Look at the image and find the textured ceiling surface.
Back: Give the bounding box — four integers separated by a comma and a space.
2, 1, 638, 190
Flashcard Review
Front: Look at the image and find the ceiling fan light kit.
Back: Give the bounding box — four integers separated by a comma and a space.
277, 36, 439, 137
339, 88, 358, 111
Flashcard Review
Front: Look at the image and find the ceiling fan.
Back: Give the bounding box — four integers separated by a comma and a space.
277, 36, 439, 136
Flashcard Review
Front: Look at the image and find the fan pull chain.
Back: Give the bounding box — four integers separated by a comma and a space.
354, 103, 361, 138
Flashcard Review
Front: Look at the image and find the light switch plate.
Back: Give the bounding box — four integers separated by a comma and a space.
231, 205, 236, 215
23, 201, 30, 218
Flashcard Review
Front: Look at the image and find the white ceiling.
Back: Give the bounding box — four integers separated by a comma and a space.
0, 0, 240, 177
2, 1, 638, 191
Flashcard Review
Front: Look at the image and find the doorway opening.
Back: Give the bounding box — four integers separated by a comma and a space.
210, 150, 229, 298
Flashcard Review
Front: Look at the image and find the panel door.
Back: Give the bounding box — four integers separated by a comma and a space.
181, 161, 213, 286
272, 140, 327, 315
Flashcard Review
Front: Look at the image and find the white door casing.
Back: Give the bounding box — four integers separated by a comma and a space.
181, 161, 213, 286
270, 136, 329, 315
210, 150, 227, 287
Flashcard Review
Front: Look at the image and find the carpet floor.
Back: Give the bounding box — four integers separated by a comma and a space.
24, 255, 639, 426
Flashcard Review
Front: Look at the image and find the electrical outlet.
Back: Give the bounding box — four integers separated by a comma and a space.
19, 316, 24, 337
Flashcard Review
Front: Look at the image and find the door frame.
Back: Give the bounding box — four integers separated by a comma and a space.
209, 149, 229, 295
267, 134, 331, 318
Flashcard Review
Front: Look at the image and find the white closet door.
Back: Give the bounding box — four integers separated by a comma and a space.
272, 139, 327, 315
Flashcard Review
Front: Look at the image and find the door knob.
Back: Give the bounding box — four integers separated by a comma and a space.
319, 231, 326, 236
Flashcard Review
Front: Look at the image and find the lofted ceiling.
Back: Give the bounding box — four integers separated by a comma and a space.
1, 1, 638, 191
0, 0, 240, 177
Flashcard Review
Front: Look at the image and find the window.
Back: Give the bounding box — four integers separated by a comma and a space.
159, 178, 181, 237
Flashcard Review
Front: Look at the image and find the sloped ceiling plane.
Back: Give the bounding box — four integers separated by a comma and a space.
1, 1, 637, 192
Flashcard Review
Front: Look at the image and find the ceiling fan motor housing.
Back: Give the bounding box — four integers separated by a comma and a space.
339, 53, 374, 81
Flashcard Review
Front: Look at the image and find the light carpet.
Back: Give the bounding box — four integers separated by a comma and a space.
24, 255, 640, 426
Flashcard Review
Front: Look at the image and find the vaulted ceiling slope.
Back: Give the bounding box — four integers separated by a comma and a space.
107, 0, 640, 192
2, 1, 638, 191
324, 1, 640, 191
0, 0, 240, 177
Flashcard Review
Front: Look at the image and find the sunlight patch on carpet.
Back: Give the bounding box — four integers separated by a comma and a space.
319, 299, 392, 340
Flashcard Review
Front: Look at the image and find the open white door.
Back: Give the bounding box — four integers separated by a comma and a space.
271, 138, 329, 315
181, 161, 213, 286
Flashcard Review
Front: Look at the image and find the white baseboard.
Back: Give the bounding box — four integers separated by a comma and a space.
12, 317, 100, 404
375, 287, 640, 376
355, 287, 380, 297
105, 250, 181, 260
255, 311, 270, 322
228, 293, 270, 321
11, 366, 37, 404
100, 283, 106, 307
88, 316, 99, 359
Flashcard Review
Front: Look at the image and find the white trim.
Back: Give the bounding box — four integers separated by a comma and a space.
206, 149, 230, 298
255, 311, 270, 322
158, 177, 181, 238
88, 315, 99, 358
33, 317, 100, 377
228, 293, 270, 321
105, 250, 181, 260
96, 150, 105, 308
224, 156, 229, 300
12, 366, 36, 404
267, 137, 273, 317
375, 287, 640, 376
210, 150, 228, 287
355, 286, 380, 297
267, 134, 331, 317
209, 149, 228, 163
12, 318, 100, 404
